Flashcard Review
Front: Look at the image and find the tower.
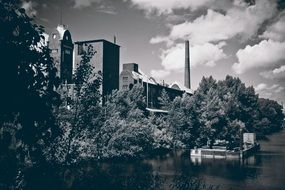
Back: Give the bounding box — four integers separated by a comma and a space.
184, 40, 191, 89
49, 25, 74, 84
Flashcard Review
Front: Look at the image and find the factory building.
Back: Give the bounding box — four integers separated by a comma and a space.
49, 24, 192, 108
74, 39, 120, 102
119, 40, 193, 109
119, 63, 193, 108
49, 25, 120, 103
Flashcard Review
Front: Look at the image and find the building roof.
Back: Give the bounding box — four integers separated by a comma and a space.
128, 69, 194, 94
170, 81, 194, 94
146, 108, 169, 114
130, 70, 158, 85
74, 39, 120, 47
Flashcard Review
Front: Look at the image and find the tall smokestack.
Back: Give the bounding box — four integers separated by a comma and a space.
184, 40, 191, 89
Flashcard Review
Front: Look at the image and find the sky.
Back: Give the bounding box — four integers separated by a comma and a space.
22, 0, 285, 105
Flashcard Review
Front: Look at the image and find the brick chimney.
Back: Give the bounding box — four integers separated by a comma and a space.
184, 40, 191, 89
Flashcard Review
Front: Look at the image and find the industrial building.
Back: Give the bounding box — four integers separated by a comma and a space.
74, 39, 120, 102
49, 25, 192, 108
48, 25, 120, 103
119, 41, 193, 109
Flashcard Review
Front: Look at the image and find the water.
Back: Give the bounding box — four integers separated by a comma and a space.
143, 130, 285, 190
14, 130, 285, 190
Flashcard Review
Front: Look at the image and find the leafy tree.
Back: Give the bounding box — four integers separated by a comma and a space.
0, 0, 60, 165
256, 98, 284, 134
158, 89, 171, 110
95, 85, 153, 159
54, 44, 102, 164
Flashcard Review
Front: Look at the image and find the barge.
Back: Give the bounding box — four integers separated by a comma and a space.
190, 133, 260, 159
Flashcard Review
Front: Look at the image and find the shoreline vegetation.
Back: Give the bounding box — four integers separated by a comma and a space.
0, 1, 284, 189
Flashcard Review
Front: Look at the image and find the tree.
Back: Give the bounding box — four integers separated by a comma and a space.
257, 98, 284, 134
55, 44, 102, 164
0, 0, 60, 165
95, 85, 154, 159
158, 89, 171, 110
0, 1, 62, 188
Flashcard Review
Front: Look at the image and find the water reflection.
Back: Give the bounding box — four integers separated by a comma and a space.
4, 130, 285, 190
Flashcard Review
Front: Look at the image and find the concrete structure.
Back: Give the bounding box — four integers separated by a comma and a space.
243, 133, 256, 144
119, 63, 193, 108
190, 133, 260, 160
74, 39, 120, 102
184, 40, 191, 89
49, 25, 74, 84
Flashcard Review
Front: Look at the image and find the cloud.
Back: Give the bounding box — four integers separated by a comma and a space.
150, 36, 175, 47
232, 40, 285, 74
96, 4, 117, 15
73, 0, 117, 14
275, 86, 285, 93
73, 0, 101, 8
150, 0, 277, 45
125, 0, 240, 15
260, 13, 285, 42
255, 83, 267, 92
255, 83, 284, 99
260, 65, 285, 79
125, 0, 214, 14
273, 65, 285, 74
151, 42, 226, 79
150, 69, 170, 79
255, 83, 279, 92
21, 1, 37, 17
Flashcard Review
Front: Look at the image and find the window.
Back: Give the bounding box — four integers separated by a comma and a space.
52, 49, 58, 53
65, 49, 71, 55
77, 44, 84, 55
123, 76, 128, 82
134, 80, 137, 84
123, 85, 128, 89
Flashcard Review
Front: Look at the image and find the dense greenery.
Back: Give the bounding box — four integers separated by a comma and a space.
0, 0, 61, 188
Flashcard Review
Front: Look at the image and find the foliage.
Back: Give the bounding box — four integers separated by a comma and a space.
54, 44, 102, 164
0, 0, 60, 165
95, 85, 153, 159
166, 75, 284, 149
255, 98, 285, 135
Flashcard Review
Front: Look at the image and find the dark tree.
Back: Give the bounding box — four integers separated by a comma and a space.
0, 0, 60, 165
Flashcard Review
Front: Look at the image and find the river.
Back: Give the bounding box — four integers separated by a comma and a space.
142, 130, 285, 190
16, 130, 285, 190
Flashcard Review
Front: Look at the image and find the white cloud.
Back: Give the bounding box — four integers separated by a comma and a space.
260, 13, 285, 42
150, 36, 173, 46
21, 1, 37, 17
255, 83, 267, 92
73, 0, 101, 8
232, 40, 285, 74
156, 42, 226, 73
260, 65, 285, 79
96, 5, 117, 15
275, 86, 285, 93
73, 0, 117, 14
151, 0, 277, 45
273, 65, 285, 74
255, 83, 284, 98
126, 0, 214, 14
150, 69, 170, 79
